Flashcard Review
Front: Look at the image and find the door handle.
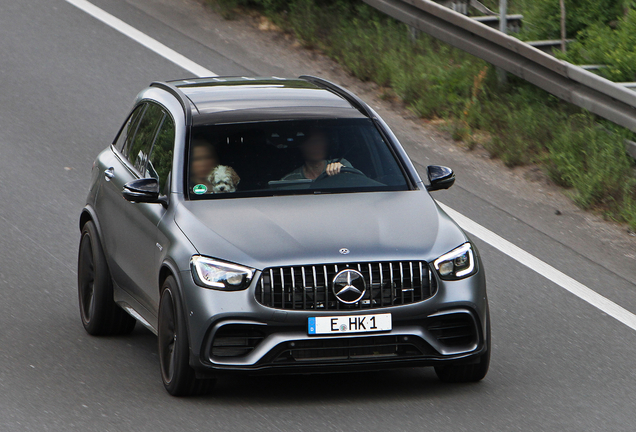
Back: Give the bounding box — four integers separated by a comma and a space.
104, 167, 115, 181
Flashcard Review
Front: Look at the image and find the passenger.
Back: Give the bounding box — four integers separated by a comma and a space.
282, 129, 352, 180
190, 138, 218, 192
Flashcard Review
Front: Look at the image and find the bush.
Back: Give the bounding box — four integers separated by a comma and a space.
518, 0, 625, 40
561, 9, 636, 82
391, 40, 486, 118
467, 82, 562, 166
547, 114, 635, 210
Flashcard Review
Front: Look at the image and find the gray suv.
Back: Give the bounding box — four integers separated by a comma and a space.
78, 76, 490, 396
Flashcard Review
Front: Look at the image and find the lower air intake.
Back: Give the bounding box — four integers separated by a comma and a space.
426, 312, 477, 348
211, 325, 265, 358
273, 335, 430, 363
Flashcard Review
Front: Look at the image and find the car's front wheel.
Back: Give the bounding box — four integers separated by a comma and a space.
77, 220, 136, 336
434, 310, 491, 383
158, 276, 215, 396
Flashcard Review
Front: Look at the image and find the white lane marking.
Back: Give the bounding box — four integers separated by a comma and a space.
439, 203, 636, 331
67, 0, 636, 331
64, 0, 216, 78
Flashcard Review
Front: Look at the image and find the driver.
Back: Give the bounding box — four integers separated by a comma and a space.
282, 129, 353, 180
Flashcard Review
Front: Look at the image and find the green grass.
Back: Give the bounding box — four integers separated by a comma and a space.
205, 0, 636, 229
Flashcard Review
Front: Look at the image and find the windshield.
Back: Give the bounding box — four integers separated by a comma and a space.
187, 118, 410, 198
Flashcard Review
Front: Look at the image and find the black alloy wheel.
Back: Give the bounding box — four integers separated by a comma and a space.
77, 221, 136, 336
78, 232, 96, 326
158, 276, 215, 396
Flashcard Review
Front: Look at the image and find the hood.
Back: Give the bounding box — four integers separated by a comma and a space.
175, 191, 467, 270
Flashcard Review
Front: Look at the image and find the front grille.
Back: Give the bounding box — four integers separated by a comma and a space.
273, 335, 430, 363
211, 325, 265, 358
426, 313, 477, 348
255, 261, 435, 310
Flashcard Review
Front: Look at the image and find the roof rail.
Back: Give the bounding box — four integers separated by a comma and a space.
150, 81, 193, 127
299, 75, 375, 118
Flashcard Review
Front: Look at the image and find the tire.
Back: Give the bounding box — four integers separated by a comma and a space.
77, 220, 136, 336
434, 309, 491, 383
158, 276, 215, 396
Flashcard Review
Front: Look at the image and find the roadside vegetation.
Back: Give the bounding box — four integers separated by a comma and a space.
481, 0, 629, 40
559, 8, 636, 82
206, 0, 636, 230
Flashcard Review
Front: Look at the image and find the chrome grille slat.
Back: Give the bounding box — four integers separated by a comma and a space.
256, 261, 434, 310
280, 268, 286, 309
333, 265, 338, 310
368, 263, 373, 308
357, 264, 363, 309
379, 263, 384, 307
312, 266, 320, 310
269, 269, 275, 307
399, 262, 404, 304
292, 267, 301, 310
389, 263, 394, 305
419, 262, 424, 302
409, 262, 414, 303
323, 266, 329, 310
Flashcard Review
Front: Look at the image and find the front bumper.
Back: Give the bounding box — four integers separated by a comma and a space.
178, 266, 488, 377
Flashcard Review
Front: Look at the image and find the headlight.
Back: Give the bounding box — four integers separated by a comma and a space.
190, 256, 255, 290
433, 243, 476, 280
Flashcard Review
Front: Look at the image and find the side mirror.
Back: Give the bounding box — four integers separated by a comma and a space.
426, 165, 455, 191
123, 178, 167, 206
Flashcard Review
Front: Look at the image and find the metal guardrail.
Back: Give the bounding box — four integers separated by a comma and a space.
472, 14, 523, 33
362, 0, 636, 157
527, 39, 574, 54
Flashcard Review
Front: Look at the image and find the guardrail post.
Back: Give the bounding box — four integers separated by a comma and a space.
560, 0, 566, 52
408, 25, 420, 42
498, 0, 507, 33
626, 140, 636, 160
497, 0, 507, 84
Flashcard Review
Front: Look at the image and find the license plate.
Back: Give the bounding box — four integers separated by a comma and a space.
308, 313, 392, 335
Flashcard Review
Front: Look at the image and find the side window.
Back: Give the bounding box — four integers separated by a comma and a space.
126, 103, 164, 174
114, 104, 146, 153
146, 114, 175, 193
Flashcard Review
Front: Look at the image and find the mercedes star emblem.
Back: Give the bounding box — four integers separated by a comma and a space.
332, 269, 366, 304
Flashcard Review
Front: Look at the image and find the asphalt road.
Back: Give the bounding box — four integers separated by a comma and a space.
2, 0, 636, 430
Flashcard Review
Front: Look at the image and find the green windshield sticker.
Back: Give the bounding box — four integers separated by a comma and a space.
193, 184, 208, 195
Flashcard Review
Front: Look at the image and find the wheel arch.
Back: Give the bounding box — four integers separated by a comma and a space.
158, 258, 200, 367
158, 259, 190, 329
79, 206, 103, 237
159, 262, 179, 293
78, 206, 110, 269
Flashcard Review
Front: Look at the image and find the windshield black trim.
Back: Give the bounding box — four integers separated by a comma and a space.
188, 185, 410, 200
370, 117, 418, 191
